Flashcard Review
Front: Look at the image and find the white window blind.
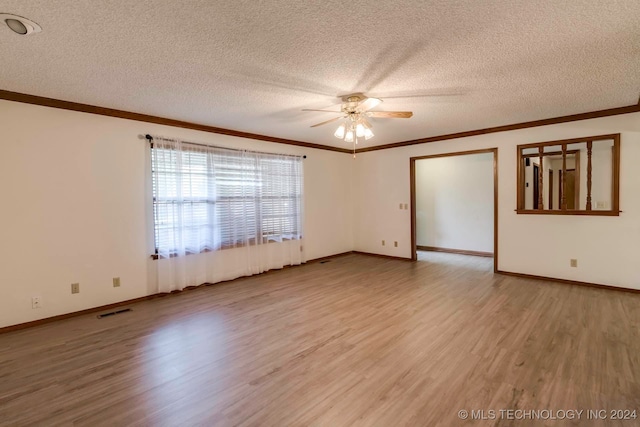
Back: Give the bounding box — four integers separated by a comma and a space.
151, 138, 303, 258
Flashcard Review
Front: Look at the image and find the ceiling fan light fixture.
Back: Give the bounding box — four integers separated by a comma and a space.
305, 94, 412, 149
344, 130, 354, 143
364, 128, 374, 140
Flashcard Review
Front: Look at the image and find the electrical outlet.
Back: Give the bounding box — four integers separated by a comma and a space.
570, 259, 578, 268
394, 241, 398, 247
403, 203, 408, 210
113, 277, 121, 288
71, 283, 80, 294
31, 296, 41, 309
382, 240, 385, 246
399, 203, 403, 210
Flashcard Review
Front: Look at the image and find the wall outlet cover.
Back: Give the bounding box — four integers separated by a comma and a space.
31, 296, 42, 309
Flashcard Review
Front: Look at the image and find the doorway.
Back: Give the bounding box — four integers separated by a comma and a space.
410, 148, 498, 273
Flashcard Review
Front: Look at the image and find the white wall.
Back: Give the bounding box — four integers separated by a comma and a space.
354, 112, 640, 289
0, 100, 354, 328
415, 153, 494, 253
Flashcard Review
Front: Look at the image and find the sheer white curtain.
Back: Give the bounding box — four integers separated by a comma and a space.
150, 137, 304, 293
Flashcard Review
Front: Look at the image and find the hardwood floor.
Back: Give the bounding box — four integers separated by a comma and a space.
1, 252, 639, 426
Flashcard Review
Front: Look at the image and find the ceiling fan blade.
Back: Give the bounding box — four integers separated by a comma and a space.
369, 88, 468, 100
302, 109, 343, 113
367, 111, 413, 119
356, 97, 383, 112
310, 116, 344, 128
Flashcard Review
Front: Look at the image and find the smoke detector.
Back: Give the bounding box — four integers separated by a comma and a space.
0, 14, 41, 35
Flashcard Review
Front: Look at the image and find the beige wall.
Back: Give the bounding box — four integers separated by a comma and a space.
0, 100, 354, 328
354, 112, 640, 289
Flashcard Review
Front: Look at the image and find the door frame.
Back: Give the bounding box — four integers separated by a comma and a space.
410, 148, 498, 273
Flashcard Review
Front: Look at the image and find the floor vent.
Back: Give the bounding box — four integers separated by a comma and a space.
97, 308, 132, 319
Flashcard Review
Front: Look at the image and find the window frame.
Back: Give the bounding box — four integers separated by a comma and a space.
515, 134, 621, 216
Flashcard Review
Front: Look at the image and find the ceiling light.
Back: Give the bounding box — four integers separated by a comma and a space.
345, 130, 354, 143
0, 14, 42, 35
6, 19, 26, 34
364, 128, 374, 140
306, 94, 413, 154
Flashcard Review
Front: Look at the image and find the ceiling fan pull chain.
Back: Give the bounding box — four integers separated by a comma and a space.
353, 135, 357, 158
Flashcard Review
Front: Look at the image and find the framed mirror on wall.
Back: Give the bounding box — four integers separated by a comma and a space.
516, 134, 620, 216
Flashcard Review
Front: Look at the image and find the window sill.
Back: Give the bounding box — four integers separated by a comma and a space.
515, 209, 620, 216
150, 236, 302, 260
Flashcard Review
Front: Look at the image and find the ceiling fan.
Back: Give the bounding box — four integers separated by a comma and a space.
303, 94, 413, 148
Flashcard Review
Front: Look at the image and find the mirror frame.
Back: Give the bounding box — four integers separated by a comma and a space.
516, 134, 620, 216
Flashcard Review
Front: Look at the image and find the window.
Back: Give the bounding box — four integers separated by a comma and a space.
151, 139, 303, 258
516, 134, 620, 216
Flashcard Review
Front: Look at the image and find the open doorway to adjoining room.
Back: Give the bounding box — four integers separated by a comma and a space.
410, 148, 498, 273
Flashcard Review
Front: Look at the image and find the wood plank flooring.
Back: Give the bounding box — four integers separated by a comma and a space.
1, 252, 639, 426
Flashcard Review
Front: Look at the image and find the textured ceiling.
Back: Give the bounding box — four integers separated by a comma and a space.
1, 1, 639, 148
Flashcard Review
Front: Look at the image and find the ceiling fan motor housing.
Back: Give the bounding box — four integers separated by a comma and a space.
342, 95, 363, 114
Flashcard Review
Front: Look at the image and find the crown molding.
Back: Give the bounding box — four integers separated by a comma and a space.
356, 103, 640, 153
2, 89, 639, 155
0, 90, 352, 154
